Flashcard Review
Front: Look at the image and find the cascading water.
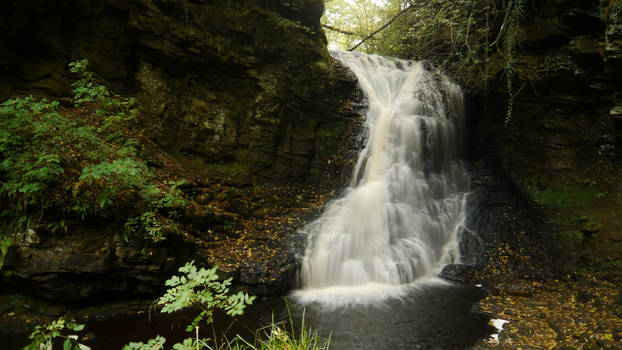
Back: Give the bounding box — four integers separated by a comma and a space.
295, 51, 469, 301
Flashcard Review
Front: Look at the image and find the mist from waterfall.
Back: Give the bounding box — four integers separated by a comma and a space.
294, 51, 469, 303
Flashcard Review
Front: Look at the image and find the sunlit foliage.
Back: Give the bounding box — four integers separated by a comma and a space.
322, 0, 525, 93
322, 0, 387, 51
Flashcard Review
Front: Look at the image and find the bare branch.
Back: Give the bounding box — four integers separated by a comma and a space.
489, 0, 513, 49
348, 4, 416, 51
322, 24, 355, 36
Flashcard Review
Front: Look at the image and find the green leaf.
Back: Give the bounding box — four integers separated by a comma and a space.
171, 338, 195, 350
122, 335, 166, 350
64, 339, 73, 350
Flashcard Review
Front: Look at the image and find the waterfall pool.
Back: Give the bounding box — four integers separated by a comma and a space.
5, 281, 490, 349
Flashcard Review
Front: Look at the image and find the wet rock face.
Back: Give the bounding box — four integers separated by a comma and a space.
0, 0, 352, 183
605, 1, 622, 77
3, 220, 302, 299
3, 224, 191, 300
475, 0, 622, 185
128, 0, 338, 182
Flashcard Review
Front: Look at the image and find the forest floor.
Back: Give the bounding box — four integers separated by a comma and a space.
476, 174, 622, 349
476, 244, 622, 349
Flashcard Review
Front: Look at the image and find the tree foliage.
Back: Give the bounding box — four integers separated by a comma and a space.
322, 0, 386, 51
322, 0, 526, 93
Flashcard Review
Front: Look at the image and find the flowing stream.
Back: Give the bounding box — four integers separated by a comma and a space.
294, 51, 469, 305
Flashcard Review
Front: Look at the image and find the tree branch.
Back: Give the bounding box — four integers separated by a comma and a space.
489, 0, 513, 49
348, 4, 416, 51
322, 24, 355, 36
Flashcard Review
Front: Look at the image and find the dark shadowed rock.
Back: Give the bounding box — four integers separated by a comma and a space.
0, 0, 356, 184
440, 264, 480, 284
3, 224, 191, 300
0, 0, 359, 300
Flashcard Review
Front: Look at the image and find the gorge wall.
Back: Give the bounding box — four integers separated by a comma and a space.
0, 0, 359, 300
475, 0, 622, 188
4, 0, 621, 304
0, 0, 354, 183
466, 0, 622, 285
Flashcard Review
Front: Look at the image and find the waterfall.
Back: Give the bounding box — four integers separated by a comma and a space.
296, 51, 469, 300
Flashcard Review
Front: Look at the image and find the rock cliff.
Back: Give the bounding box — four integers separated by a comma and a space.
475, 0, 621, 186
466, 2, 622, 346
0, 0, 352, 183
0, 0, 359, 300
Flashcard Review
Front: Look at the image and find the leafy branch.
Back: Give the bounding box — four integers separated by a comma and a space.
158, 261, 256, 332
23, 317, 88, 350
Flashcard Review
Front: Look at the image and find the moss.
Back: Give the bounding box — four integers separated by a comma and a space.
556, 230, 585, 244
211, 162, 249, 179
316, 122, 345, 137
522, 178, 607, 210
0, 235, 9, 270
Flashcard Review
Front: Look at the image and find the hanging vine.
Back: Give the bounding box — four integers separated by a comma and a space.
502, 0, 526, 126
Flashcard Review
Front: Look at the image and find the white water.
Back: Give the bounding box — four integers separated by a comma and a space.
294, 51, 469, 302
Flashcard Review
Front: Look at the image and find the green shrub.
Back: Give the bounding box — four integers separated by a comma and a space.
69, 59, 110, 105
123, 261, 255, 350
159, 261, 255, 330
123, 336, 167, 350
125, 211, 167, 242
0, 97, 64, 207
74, 158, 152, 210
0, 59, 187, 242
